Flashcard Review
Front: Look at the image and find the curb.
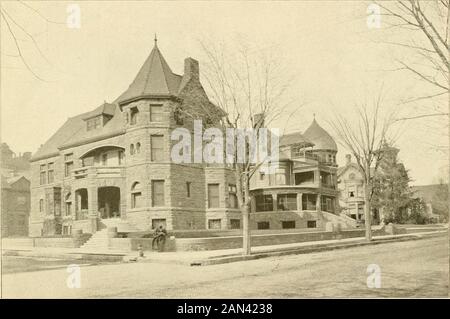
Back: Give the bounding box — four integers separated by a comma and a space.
189, 231, 446, 266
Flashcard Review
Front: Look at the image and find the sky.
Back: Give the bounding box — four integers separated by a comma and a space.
1, 1, 448, 185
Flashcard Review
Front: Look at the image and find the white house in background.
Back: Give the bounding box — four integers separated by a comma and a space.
337, 154, 365, 221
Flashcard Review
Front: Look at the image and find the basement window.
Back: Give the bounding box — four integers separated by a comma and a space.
282, 221, 296, 229
307, 220, 317, 228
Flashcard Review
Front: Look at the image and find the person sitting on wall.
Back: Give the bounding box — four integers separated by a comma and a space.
152, 225, 167, 251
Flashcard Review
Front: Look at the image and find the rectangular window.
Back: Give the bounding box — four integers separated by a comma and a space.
152, 219, 167, 229
282, 221, 296, 229
277, 194, 297, 211
259, 172, 265, 180
64, 153, 73, 161
87, 116, 101, 131
152, 180, 165, 207
118, 150, 125, 165
255, 194, 273, 212
321, 196, 335, 213
39, 199, 44, 212
257, 221, 270, 230
295, 171, 315, 185
228, 184, 238, 209
320, 171, 334, 188
130, 107, 139, 125
150, 105, 163, 122
208, 184, 220, 208
65, 161, 73, 177
307, 220, 317, 228
186, 182, 191, 198
208, 219, 222, 230
47, 162, 54, 183
230, 219, 241, 229
65, 202, 72, 216
102, 153, 108, 166
302, 194, 317, 211
40, 171, 46, 185
151, 135, 164, 161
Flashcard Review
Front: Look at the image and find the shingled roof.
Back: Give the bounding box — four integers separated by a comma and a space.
303, 119, 337, 151
116, 42, 182, 104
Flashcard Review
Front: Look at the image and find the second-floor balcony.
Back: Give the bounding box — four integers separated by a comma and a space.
73, 166, 124, 179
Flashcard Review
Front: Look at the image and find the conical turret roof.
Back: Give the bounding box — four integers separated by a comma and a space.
303, 119, 337, 151
117, 42, 181, 104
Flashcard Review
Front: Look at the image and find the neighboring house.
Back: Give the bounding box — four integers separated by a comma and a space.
1, 143, 32, 237
337, 154, 365, 221
1, 175, 30, 237
249, 118, 341, 230
1, 143, 32, 179
411, 184, 447, 223
29, 41, 349, 237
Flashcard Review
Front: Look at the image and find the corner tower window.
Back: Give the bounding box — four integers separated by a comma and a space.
150, 104, 163, 122
130, 107, 139, 125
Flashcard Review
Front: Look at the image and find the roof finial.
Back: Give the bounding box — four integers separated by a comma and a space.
313, 113, 316, 120
154, 33, 158, 46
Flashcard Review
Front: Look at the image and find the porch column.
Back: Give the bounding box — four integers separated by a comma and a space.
88, 186, 98, 233
297, 193, 303, 212
120, 185, 127, 219
314, 170, 320, 187
316, 194, 321, 212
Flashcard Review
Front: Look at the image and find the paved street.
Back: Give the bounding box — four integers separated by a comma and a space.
1, 234, 448, 298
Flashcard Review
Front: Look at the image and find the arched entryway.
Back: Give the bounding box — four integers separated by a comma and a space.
98, 186, 121, 219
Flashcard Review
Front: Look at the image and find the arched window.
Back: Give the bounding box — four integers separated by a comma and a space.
349, 173, 355, 180
131, 182, 142, 208
136, 142, 141, 154
130, 144, 135, 155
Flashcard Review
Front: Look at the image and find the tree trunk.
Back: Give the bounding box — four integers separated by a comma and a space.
364, 176, 372, 241
242, 203, 251, 255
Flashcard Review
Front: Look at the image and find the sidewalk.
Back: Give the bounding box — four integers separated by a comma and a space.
126, 229, 447, 266
2, 229, 446, 265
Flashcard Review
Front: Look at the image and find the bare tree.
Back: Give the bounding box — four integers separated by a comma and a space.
1, 1, 64, 81
377, 1, 448, 96
329, 96, 395, 241
194, 38, 295, 255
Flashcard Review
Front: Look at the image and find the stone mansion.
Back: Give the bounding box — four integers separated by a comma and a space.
29, 41, 346, 237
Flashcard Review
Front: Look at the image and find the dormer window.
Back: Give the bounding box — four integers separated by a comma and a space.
130, 107, 139, 125
87, 116, 101, 131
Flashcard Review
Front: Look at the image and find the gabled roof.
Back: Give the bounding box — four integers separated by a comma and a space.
337, 162, 361, 177
303, 119, 337, 151
32, 104, 125, 161
6, 175, 29, 185
82, 102, 116, 120
116, 43, 182, 104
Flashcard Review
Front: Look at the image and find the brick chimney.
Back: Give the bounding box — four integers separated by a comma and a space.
345, 154, 351, 165
184, 57, 199, 81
